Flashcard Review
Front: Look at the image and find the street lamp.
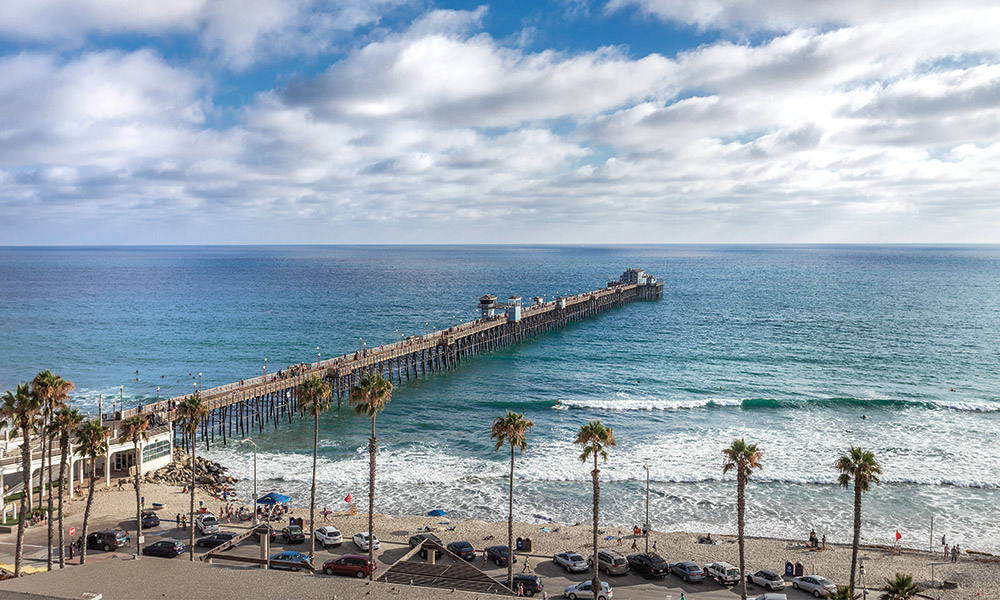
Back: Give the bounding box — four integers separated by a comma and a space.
263, 358, 267, 380
643, 463, 650, 553
317, 346, 321, 369
199, 372, 202, 391
156, 386, 159, 403
859, 558, 868, 599
241, 439, 258, 524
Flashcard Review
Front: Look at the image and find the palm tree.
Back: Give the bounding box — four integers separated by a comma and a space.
118, 416, 149, 558
75, 418, 110, 565
491, 411, 534, 588
880, 573, 921, 600
31, 370, 74, 571
722, 438, 764, 600
51, 405, 82, 568
574, 420, 616, 596
829, 585, 860, 600
176, 395, 208, 561
836, 446, 882, 596
349, 369, 393, 580
1, 383, 43, 576
296, 376, 332, 562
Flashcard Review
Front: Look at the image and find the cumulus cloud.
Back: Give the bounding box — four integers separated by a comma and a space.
1, 4, 999, 243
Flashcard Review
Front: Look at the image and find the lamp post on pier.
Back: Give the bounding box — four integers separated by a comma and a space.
199, 372, 202, 392
264, 357, 267, 381
643, 462, 650, 553
241, 439, 258, 524
156, 387, 159, 402
317, 346, 321, 369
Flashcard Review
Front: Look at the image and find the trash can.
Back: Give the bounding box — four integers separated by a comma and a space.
516, 537, 523, 551
794, 562, 804, 577
523, 538, 532, 552
785, 561, 794, 577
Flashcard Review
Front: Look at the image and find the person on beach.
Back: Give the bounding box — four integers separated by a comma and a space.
809, 529, 817, 547
522, 556, 531, 573
944, 543, 949, 558
822, 535, 827, 550
652, 540, 658, 552
617, 530, 623, 545
951, 545, 958, 562
631, 538, 638, 551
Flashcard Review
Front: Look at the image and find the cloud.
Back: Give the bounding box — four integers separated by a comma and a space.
0, 0, 409, 70
2, 4, 1000, 243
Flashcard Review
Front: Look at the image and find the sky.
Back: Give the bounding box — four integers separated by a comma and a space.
1, 0, 999, 244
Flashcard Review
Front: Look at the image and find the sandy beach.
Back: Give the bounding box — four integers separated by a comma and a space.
3, 479, 995, 599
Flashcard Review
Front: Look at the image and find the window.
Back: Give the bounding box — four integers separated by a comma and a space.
142, 439, 171, 462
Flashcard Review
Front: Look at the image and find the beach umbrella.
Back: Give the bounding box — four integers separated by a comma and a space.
427, 509, 446, 517
256, 492, 292, 505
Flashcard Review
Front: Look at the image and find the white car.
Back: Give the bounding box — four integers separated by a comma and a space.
748, 569, 785, 591
752, 595, 787, 600
563, 580, 613, 599
353, 531, 380, 551
792, 575, 837, 598
553, 551, 589, 573
314, 526, 343, 548
195, 512, 220, 534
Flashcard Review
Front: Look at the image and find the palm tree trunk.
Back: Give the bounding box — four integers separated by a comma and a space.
309, 414, 318, 561
38, 424, 46, 511
507, 444, 515, 588
81, 469, 97, 565
57, 434, 69, 568
737, 472, 747, 600
189, 433, 196, 561
368, 416, 376, 580
134, 440, 142, 558
46, 430, 54, 570
15, 425, 31, 576
849, 478, 862, 595
591, 454, 601, 594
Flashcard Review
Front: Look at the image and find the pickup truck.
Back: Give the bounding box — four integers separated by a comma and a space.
704, 561, 741, 585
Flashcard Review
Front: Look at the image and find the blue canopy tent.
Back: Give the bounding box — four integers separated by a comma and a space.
257, 492, 291, 505
427, 509, 447, 517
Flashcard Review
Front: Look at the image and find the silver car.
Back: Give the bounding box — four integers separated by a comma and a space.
553, 551, 589, 573
792, 575, 837, 598
748, 569, 785, 591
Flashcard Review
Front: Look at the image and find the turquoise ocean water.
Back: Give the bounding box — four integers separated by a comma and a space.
1, 245, 998, 551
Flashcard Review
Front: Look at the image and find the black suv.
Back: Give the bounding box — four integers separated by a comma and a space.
627, 552, 670, 578
499, 574, 543, 597
87, 529, 130, 552
281, 525, 305, 544
409, 532, 443, 558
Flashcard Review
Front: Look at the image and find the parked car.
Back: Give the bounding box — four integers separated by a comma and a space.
353, 531, 380, 551
86, 529, 130, 552
485, 545, 516, 566
196, 531, 240, 549
563, 580, 613, 599
591, 550, 629, 576
195, 512, 220, 535
704, 561, 741, 585
748, 569, 786, 591
792, 575, 837, 597
253, 526, 277, 543
314, 526, 344, 548
671, 561, 706, 583
626, 552, 669, 578
553, 551, 589, 573
498, 574, 543, 597
269, 550, 311, 571
281, 525, 305, 544
142, 540, 185, 558
447, 540, 477, 561
323, 553, 375, 578
752, 595, 788, 600
409, 532, 443, 558
141, 511, 160, 528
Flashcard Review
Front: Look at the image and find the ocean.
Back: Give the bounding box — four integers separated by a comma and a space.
1, 245, 998, 552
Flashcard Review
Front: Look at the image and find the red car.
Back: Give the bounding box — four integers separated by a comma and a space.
323, 554, 376, 578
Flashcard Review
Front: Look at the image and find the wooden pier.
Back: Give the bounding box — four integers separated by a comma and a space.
106, 270, 663, 451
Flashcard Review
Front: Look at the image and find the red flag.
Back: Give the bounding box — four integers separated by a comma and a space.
895, 530, 902, 541
344, 493, 352, 503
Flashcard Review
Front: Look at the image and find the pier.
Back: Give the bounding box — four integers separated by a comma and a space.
106, 269, 663, 451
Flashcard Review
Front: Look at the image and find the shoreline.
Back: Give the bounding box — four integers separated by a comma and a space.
8, 480, 993, 599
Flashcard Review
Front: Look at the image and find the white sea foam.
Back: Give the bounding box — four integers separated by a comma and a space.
557, 394, 742, 411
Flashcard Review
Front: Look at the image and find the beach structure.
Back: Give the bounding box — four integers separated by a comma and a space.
100, 270, 663, 453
